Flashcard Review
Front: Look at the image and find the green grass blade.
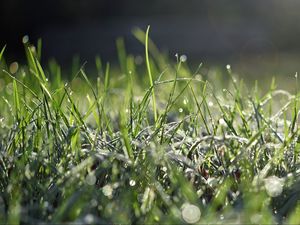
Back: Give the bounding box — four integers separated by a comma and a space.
0, 45, 6, 62
145, 26, 157, 124
116, 37, 128, 75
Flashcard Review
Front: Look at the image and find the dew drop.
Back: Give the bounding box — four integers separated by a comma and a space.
86, 174, 96, 185
30, 46, 36, 53
180, 55, 187, 62
6, 82, 13, 95
91, 199, 98, 207
129, 179, 136, 186
9, 62, 19, 74
195, 74, 202, 80
219, 118, 227, 127
181, 203, 201, 224
264, 176, 284, 197
251, 214, 262, 224
22, 35, 29, 44
102, 184, 113, 198
135, 55, 143, 65
84, 214, 95, 224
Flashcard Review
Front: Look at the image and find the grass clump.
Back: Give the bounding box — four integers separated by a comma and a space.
1, 30, 300, 224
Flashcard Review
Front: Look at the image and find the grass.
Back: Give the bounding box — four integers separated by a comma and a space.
1, 29, 300, 224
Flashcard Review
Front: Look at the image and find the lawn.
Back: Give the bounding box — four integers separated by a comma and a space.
1, 27, 300, 224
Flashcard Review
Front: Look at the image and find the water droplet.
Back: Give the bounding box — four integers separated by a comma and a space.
135, 55, 143, 65
9, 62, 19, 74
129, 179, 136, 186
91, 199, 98, 207
195, 74, 202, 80
295, 72, 298, 78
183, 98, 188, 105
30, 46, 36, 53
219, 118, 227, 127
84, 214, 95, 224
220, 214, 224, 220
251, 214, 262, 224
181, 203, 201, 224
43, 201, 49, 208
22, 35, 29, 44
226, 64, 231, 70
179, 108, 183, 113
264, 176, 284, 197
180, 55, 187, 62
86, 174, 96, 185
208, 101, 214, 107
5, 82, 13, 95
102, 184, 113, 198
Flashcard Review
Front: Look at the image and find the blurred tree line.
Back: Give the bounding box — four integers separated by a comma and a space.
1, 0, 300, 62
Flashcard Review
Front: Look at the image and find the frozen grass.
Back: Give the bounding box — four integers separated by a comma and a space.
1, 28, 300, 224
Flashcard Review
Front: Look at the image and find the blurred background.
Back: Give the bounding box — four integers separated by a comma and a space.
1, 0, 300, 82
